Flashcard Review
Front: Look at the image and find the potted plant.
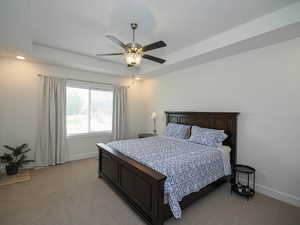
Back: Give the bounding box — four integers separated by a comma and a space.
0, 144, 34, 176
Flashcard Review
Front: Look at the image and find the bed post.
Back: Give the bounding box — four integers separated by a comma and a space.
152, 180, 165, 225
98, 148, 102, 178
96, 143, 167, 225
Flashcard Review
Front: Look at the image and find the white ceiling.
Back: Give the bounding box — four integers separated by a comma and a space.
31, 0, 297, 60
1, 0, 300, 76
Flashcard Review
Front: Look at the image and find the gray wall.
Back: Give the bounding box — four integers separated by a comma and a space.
0, 58, 130, 162
140, 38, 300, 207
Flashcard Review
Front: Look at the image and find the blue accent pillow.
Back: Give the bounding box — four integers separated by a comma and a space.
163, 123, 191, 139
188, 126, 228, 147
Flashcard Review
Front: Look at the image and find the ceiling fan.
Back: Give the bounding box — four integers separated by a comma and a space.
96, 23, 167, 67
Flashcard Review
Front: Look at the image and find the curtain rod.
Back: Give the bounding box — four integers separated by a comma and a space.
37, 74, 130, 88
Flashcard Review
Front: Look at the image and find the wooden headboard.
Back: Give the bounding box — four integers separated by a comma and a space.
165, 111, 239, 165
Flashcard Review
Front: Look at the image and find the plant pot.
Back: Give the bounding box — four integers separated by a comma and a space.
6, 165, 19, 176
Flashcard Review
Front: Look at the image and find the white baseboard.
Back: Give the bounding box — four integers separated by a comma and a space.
255, 183, 300, 208
69, 152, 98, 161
240, 178, 300, 208
20, 152, 98, 170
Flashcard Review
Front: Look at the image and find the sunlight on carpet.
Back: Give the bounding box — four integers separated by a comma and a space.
0, 170, 31, 186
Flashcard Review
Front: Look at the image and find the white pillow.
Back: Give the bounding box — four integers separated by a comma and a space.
188, 126, 228, 147
163, 123, 191, 139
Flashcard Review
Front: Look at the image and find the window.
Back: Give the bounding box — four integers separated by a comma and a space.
66, 84, 113, 136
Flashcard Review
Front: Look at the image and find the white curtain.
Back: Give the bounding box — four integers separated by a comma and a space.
35, 76, 69, 166
112, 86, 127, 140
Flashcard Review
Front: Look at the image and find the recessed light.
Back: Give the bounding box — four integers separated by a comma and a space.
135, 76, 141, 80
16, 56, 26, 60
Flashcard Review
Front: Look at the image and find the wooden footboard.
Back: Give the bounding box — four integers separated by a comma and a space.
97, 143, 167, 225
97, 143, 226, 225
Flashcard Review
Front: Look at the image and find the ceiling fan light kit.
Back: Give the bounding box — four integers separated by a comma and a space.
96, 23, 167, 67
125, 51, 143, 65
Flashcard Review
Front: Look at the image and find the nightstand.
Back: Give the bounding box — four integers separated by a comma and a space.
231, 164, 256, 200
138, 133, 155, 138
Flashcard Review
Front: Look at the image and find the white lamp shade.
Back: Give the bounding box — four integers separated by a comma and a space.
150, 112, 157, 119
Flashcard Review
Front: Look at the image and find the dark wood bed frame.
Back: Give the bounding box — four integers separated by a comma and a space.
96, 112, 239, 225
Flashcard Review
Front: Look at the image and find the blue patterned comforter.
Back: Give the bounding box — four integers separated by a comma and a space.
107, 136, 231, 219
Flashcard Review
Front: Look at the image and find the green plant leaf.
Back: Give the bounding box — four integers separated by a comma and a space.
17, 154, 26, 161
17, 155, 26, 165
1, 143, 32, 167
20, 149, 31, 155
16, 143, 28, 151
0, 153, 14, 164
13, 149, 23, 157
3, 145, 16, 151
12, 144, 30, 157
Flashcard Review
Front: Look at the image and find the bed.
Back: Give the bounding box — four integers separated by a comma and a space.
96, 112, 239, 225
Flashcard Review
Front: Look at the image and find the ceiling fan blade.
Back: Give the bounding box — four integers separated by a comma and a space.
96, 53, 123, 56
106, 35, 127, 49
143, 54, 166, 64
142, 41, 167, 52
127, 64, 134, 67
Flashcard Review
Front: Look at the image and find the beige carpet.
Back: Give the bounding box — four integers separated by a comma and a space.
0, 158, 299, 225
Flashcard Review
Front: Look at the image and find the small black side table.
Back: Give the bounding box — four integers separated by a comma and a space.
231, 164, 256, 200
138, 133, 155, 138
